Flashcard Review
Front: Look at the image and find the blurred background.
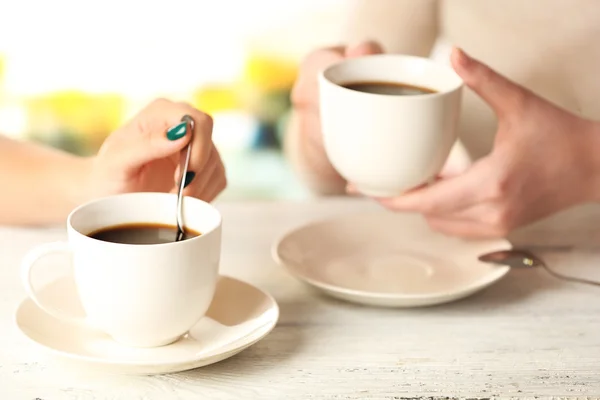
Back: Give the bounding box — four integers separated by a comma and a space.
0, 0, 354, 200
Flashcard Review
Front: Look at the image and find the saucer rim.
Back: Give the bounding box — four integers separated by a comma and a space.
271, 212, 511, 301
14, 274, 279, 369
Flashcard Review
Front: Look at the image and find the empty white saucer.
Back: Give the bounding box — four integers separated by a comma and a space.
15, 275, 279, 375
272, 211, 511, 307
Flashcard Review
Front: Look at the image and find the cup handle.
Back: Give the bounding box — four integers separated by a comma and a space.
20, 241, 87, 327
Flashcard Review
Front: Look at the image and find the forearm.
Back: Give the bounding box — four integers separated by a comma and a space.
0, 136, 91, 226
283, 111, 347, 195
583, 122, 600, 203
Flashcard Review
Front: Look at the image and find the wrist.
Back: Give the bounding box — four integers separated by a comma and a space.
581, 121, 600, 203
286, 110, 347, 195
64, 155, 95, 210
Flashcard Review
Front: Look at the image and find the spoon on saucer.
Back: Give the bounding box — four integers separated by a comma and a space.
479, 249, 600, 287
175, 115, 194, 242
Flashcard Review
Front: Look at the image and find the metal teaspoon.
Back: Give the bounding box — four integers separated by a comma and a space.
478, 249, 600, 287
175, 115, 194, 242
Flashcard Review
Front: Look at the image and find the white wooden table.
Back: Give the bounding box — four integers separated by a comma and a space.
2, 198, 600, 399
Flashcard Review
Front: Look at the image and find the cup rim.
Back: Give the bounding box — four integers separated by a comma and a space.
66, 192, 222, 248
319, 53, 463, 99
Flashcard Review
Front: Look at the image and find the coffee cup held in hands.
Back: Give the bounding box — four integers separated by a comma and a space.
318, 54, 463, 197
20, 192, 222, 348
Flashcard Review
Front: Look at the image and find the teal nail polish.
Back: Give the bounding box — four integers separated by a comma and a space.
183, 171, 196, 188
167, 121, 188, 141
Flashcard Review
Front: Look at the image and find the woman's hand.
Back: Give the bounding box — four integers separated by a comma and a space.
286, 41, 385, 194
88, 98, 226, 203
350, 48, 600, 238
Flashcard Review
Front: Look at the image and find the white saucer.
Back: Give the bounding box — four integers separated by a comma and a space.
15, 275, 279, 375
272, 212, 511, 307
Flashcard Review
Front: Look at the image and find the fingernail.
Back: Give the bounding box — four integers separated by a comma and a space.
453, 47, 472, 68
183, 171, 196, 188
346, 40, 383, 57
346, 183, 365, 197
167, 121, 188, 141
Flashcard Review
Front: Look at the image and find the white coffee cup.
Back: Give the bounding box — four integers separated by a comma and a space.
318, 54, 463, 197
20, 192, 222, 348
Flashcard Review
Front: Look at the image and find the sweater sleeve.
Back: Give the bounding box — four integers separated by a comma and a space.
341, 0, 439, 56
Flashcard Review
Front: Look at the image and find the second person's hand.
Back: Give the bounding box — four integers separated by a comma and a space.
349, 49, 600, 238
289, 41, 385, 192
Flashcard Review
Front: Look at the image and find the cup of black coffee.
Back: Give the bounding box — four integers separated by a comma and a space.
21, 192, 222, 348
318, 54, 463, 196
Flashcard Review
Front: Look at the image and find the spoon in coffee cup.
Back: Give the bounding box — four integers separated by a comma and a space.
174, 115, 194, 242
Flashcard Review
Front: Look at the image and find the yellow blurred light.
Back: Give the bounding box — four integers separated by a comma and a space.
192, 85, 241, 115
26, 91, 125, 145
242, 53, 298, 92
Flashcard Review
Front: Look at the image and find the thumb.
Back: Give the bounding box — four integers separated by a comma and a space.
451, 47, 527, 117
345, 40, 385, 58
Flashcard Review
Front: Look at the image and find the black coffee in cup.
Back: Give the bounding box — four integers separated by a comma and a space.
88, 223, 201, 245
341, 81, 436, 96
